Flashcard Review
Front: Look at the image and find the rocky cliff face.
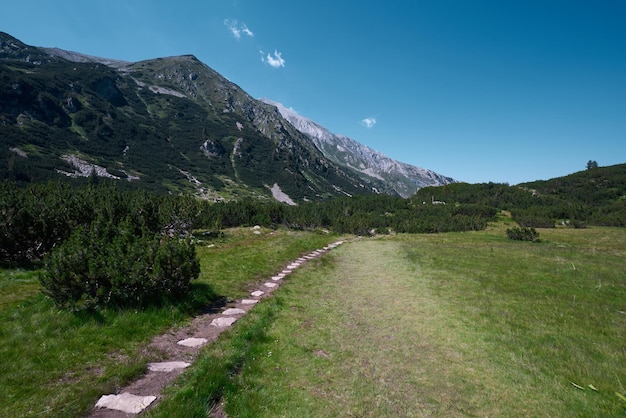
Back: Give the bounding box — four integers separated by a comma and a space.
260, 99, 455, 198
1, 32, 389, 202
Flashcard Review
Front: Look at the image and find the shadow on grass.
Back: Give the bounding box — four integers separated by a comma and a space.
185, 282, 229, 315
66, 281, 228, 325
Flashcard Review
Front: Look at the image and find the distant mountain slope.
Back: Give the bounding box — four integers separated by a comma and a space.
1, 32, 390, 202
261, 99, 455, 198
409, 163, 626, 227
519, 163, 626, 206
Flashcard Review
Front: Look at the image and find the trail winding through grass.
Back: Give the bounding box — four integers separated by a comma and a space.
151, 230, 626, 417
218, 238, 527, 417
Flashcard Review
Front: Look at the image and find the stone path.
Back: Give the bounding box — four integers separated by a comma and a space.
91, 240, 344, 416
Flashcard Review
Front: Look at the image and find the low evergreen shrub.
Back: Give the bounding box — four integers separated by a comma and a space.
506, 226, 540, 242
40, 217, 200, 311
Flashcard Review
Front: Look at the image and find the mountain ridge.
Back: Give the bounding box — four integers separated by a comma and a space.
260, 99, 455, 198
1, 32, 451, 201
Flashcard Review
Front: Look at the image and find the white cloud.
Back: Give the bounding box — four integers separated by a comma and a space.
224, 19, 240, 39
241, 24, 254, 37
361, 117, 377, 128
261, 49, 286, 68
224, 19, 254, 40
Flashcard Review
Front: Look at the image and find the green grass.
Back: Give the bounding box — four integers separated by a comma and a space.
194, 227, 337, 299
0, 298, 184, 417
0, 228, 338, 417
2, 224, 624, 416
0, 269, 40, 308
149, 225, 626, 417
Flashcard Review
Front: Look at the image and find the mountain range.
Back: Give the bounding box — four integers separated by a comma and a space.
261, 99, 454, 197
0, 32, 454, 202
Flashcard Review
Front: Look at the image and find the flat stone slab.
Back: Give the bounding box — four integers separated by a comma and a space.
211, 317, 238, 327
177, 337, 208, 348
222, 308, 246, 315
148, 361, 191, 372
264, 282, 278, 288
95, 393, 156, 414
241, 299, 258, 305
251, 290, 264, 297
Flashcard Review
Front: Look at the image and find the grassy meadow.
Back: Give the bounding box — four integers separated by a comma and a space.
0, 228, 338, 417
149, 223, 626, 417
1, 222, 625, 416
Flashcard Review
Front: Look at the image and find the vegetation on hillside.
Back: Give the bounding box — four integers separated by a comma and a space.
520, 163, 626, 226
2, 163, 624, 268
0, 181, 494, 268
412, 163, 626, 228
1, 35, 384, 200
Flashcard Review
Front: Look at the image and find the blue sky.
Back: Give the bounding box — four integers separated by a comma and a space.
2, 0, 625, 184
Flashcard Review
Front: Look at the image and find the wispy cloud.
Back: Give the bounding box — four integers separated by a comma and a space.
225, 19, 285, 70
361, 117, 377, 128
241, 24, 254, 37
224, 19, 254, 40
261, 49, 286, 68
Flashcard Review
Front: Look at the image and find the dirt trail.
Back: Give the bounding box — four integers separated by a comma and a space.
90, 241, 344, 417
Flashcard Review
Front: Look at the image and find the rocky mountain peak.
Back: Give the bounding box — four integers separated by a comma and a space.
260, 99, 455, 197
0, 31, 45, 61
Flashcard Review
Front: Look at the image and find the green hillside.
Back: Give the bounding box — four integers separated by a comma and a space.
1, 32, 383, 201
412, 163, 626, 227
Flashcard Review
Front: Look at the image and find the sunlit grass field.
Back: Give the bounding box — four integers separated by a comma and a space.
150, 224, 626, 417
0, 228, 338, 417
1, 224, 625, 416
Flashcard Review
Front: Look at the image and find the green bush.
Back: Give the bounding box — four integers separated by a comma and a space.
0, 180, 77, 265
506, 226, 540, 242
0, 180, 203, 266
40, 217, 200, 311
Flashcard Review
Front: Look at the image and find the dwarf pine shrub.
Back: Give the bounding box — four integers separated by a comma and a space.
506, 226, 540, 242
40, 217, 199, 311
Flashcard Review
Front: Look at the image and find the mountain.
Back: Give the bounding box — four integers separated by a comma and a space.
1, 32, 400, 203
261, 99, 455, 198
0, 32, 450, 202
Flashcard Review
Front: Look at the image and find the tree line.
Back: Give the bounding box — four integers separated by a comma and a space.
4, 164, 624, 268
1, 181, 493, 310
3, 170, 623, 310
1, 180, 497, 267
